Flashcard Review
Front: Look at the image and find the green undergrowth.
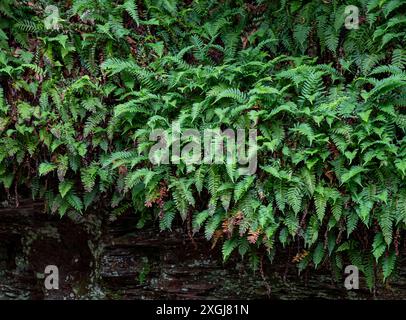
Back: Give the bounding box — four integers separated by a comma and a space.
0, 0, 405, 290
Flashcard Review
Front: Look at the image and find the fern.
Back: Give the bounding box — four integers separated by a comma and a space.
234, 176, 255, 202
58, 180, 74, 198
222, 238, 238, 262
122, 0, 140, 26
39, 162, 57, 176
0, 0, 405, 288
382, 250, 396, 281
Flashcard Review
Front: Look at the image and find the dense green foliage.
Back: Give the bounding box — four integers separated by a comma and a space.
0, 0, 405, 289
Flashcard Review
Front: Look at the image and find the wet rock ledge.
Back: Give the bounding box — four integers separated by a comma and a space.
0, 199, 405, 300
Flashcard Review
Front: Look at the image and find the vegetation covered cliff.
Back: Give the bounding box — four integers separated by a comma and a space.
0, 0, 405, 297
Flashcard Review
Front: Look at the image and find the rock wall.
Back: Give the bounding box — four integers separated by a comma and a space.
0, 200, 405, 300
